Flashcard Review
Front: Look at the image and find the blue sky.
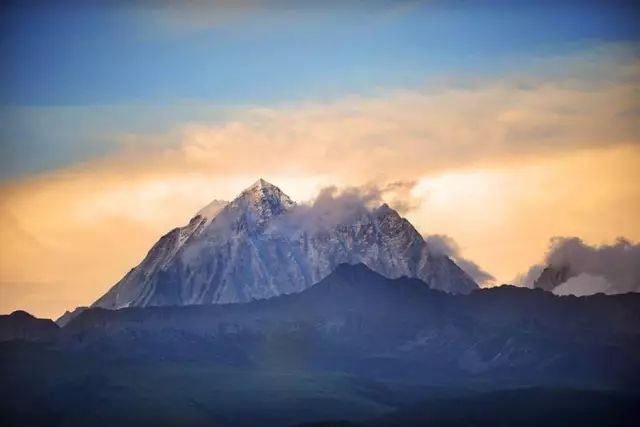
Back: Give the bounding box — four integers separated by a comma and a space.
1, 0, 639, 178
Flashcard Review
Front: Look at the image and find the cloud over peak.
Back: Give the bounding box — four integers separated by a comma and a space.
516, 237, 640, 295
267, 181, 419, 235
425, 234, 495, 286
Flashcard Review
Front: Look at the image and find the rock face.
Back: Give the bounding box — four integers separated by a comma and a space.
93, 179, 477, 310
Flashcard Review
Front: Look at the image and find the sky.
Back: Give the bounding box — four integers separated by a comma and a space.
1, 0, 639, 318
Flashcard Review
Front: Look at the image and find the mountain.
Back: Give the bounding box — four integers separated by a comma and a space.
0, 310, 59, 342
67, 263, 443, 341
92, 179, 477, 310
5, 264, 640, 427
65, 264, 640, 388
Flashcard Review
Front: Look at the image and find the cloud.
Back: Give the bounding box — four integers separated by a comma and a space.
552, 274, 612, 297
81, 42, 637, 186
268, 181, 420, 235
1, 42, 639, 317
512, 264, 545, 289
3, 42, 638, 184
383, 180, 422, 214
265, 187, 494, 285
515, 237, 640, 295
424, 234, 495, 286
129, 0, 425, 35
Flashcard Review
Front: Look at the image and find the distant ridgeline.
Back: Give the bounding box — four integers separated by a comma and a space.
2, 263, 639, 426
4, 263, 640, 385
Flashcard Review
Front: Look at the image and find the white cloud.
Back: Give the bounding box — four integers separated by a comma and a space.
517, 237, 640, 295
553, 274, 612, 297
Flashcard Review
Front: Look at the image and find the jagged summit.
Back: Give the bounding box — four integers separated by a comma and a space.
204, 179, 295, 234
91, 179, 477, 310
246, 178, 276, 192
196, 179, 291, 223
231, 178, 295, 213
238, 178, 290, 199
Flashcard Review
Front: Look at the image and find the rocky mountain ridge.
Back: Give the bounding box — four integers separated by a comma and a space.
92, 179, 477, 310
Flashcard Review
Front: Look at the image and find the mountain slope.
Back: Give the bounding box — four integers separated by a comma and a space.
7, 265, 640, 427
67, 264, 640, 388
93, 179, 477, 310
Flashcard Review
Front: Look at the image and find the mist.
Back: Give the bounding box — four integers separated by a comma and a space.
267, 182, 419, 235
265, 184, 493, 286
424, 234, 496, 286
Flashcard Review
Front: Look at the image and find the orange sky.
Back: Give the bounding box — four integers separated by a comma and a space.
1, 46, 639, 319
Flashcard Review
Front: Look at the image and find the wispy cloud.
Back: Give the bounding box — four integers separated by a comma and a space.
424, 234, 495, 286
267, 182, 420, 235
85, 43, 639, 182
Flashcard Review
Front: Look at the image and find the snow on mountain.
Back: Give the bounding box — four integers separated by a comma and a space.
196, 199, 227, 225
93, 179, 477, 309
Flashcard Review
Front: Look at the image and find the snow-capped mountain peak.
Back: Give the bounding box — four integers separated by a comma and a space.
92, 179, 477, 310
195, 179, 290, 227
236, 178, 295, 209
210, 178, 296, 232
246, 177, 279, 193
